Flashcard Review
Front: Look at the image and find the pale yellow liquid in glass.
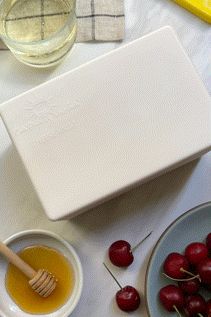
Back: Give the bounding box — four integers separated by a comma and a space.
6, 245, 75, 314
1, 0, 76, 66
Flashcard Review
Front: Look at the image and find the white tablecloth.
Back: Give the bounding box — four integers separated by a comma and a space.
0, 1, 211, 316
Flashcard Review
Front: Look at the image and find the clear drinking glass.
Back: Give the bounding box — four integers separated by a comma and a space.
0, 0, 77, 67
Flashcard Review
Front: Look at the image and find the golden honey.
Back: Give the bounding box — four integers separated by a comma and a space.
5, 245, 75, 314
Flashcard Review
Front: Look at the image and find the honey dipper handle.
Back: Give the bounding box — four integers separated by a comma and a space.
0, 241, 36, 279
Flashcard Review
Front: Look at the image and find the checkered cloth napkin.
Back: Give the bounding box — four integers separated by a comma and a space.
0, 0, 125, 50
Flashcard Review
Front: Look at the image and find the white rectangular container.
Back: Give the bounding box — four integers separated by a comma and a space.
1, 27, 211, 220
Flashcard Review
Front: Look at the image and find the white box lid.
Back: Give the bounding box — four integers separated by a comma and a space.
1, 27, 211, 220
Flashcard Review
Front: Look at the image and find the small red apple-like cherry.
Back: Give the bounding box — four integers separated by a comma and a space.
108, 232, 152, 268
184, 294, 207, 317
116, 286, 141, 312
163, 253, 190, 279
185, 242, 208, 266
206, 299, 211, 317
206, 233, 211, 251
159, 285, 184, 313
178, 279, 200, 295
103, 263, 141, 312
197, 258, 211, 284
109, 240, 134, 267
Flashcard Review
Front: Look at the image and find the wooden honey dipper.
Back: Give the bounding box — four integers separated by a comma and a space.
0, 241, 57, 297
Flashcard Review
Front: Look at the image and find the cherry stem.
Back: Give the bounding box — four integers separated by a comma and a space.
103, 263, 122, 289
173, 305, 182, 317
162, 272, 201, 282
198, 314, 204, 317
180, 268, 195, 277
131, 231, 153, 252
180, 268, 201, 282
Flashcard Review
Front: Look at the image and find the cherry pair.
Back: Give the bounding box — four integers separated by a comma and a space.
104, 232, 152, 313
159, 285, 209, 317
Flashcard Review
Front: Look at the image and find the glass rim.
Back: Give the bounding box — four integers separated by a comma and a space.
0, 0, 76, 46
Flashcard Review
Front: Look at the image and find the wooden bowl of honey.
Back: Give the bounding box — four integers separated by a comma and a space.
0, 229, 83, 316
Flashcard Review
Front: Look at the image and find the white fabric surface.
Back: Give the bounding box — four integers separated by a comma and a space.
0, 1, 211, 316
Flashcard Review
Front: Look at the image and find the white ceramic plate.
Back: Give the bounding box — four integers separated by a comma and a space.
146, 202, 211, 317
0, 230, 83, 317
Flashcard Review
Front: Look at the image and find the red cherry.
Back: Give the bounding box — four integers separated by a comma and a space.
109, 240, 134, 267
185, 242, 208, 265
178, 279, 200, 295
159, 285, 185, 312
163, 253, 190, 279
116, 286, 141, 312
184, 294, 206, 317
206, 233, 211, 251
103, 263, 141, 312
197, 258, 211, 284
207, 299, 211, 317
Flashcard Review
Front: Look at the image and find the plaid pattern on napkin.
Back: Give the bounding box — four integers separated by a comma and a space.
76, 0, 124, 41
0, 0, 124, 50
